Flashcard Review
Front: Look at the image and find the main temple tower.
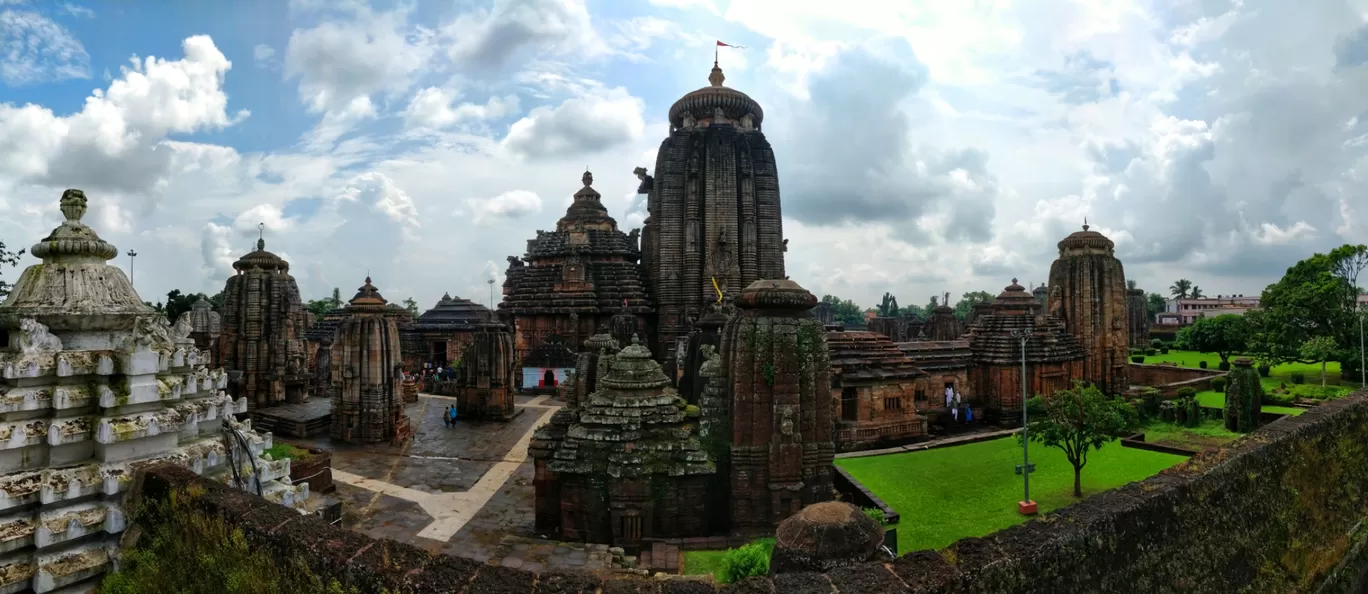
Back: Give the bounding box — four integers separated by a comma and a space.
639, 60, 786, 361
1047, 223, 1130, 395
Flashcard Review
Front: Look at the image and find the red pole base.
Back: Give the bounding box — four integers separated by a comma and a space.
1017, 500, 1038, 516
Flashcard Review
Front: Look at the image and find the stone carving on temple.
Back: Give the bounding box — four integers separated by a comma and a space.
827, 328, 929, 451
1047, 223, 1130, 395
174, 296, 221, 365
571, 327, 618, 407
448, 320, 518, 421
530, 336, 714, 551
328, 277, 406, 443
0, 190, 303, 592
1127, 286, 1150, 347
499, 171, 652, 362
968, 279, 1086, 423
722, 279, 834, 530
641, 61, 787, 366
677, 302, 732, 405
401, 292, 496, 371
216, 227, 314, 408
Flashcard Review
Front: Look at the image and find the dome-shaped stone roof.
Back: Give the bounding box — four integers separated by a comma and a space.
556, 171, 616, 231
232, 237, 290, 272
770, 501, 885, 573
1057, 221, 1115, 254
992, 278, 1040, 315
668, 64, 765, 129
347, 277, 388, 311
737, 279, 817, 311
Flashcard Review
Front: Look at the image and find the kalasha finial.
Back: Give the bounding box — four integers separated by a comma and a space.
582, 169, 593, 187
256, 222, 266, 251
1083, 217, 1090, 231
709, 64, 725, 87
1012, 277, 1018, 284
59, 189, 88, 223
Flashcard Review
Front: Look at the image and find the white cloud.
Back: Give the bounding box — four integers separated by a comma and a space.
402, 87, 520, 130
61, 3, 93, 18
502, 87, 645, 159
467, 190, 543, 223
0, 8, 90, 85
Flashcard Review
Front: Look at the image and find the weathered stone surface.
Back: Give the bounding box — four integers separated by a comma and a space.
401, 292, 494, 371
826, 330, 927, 450
1126, 287, 1149, 347
1224, 358, 1263, 432
722, 280, 833, 530
447, 321, 518, 421
1047, 224, 1130, 395
328, 277, 405, 443
968, 279, 1086, 421
500, 171, 652, 363
769, 501, 884, 574
678, 303, 731, 406
921, 298, 961, 342
216, 232, 313, 408
641, 64, 786, 364
175, 297, 220, 363
0, 190, 301, 593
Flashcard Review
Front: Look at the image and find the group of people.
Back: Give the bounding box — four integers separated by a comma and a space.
421, 361, 456, 381
943, 385, 974, 423
442, 405, 459, 427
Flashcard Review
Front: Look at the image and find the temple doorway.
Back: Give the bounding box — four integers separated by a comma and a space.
543, 369, 556, 387
841, 387, 858, 421
431, 341, 448, 367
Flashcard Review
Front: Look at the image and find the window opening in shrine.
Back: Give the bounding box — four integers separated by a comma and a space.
841, 387, 858, 421
617, 514, 642, 542
914, 388, 926, 404
883, 397, 901, 411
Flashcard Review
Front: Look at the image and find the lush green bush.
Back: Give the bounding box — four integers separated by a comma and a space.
1217, 361, 1230, 371
862, 507, 888, 525
1144, 348, 1157, 356
1174, 387, 1197, 399
1210, 376, 1227, 393
1257, 365, 1271, 377
1160, 347, 1170, 354
719, 542, 771, 584
1285, 384, 1352, 400
1290, 372, 1305, 384
1131, 355, 1145, 363
1199, 361, 1208, 369
100, 486, 364, 594
1264, 389, 1296, 406
1151, 338, 1163, 349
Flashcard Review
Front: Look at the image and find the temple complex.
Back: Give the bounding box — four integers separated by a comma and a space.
499, 171, 652, 362
217, 230, 313, 409
1047, 223, 1130, 395
827, 329, 928, 450
329, 277, 405, 443
967, 280, 1086, 422
0, 190, 302, 592
401, 293, 494, 370
447, 320, 518, 421
174, 296, 221, 364
639, 61, 787, 363
1127, 286, 1150, 347
531, 337, 713, 551
723, 280, 833, 530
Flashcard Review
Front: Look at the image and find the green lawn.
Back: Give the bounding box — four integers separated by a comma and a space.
1137, 350, 1350, 386
1194, 389, 1306, 416
683, 538, 775, 578
1141, 419, 1241, 450
835, 436, 1186, 552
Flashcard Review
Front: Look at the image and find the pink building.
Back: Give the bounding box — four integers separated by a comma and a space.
1163, 293, 1368, 325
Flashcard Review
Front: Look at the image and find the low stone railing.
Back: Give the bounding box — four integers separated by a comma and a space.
122, 389, 1368, 593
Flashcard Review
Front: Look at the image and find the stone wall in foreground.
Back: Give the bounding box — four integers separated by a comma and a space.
128, 390, 1368, 593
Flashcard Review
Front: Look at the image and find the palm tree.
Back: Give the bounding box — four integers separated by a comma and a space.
1127, 279, 1138, 290
1169, 279, 1192, 299
1190, 285, 1205, 299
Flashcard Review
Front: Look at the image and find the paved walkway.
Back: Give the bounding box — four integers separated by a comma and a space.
282, 394, 559, 559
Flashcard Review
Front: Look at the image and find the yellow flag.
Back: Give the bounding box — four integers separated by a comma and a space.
711, 277, 723, 304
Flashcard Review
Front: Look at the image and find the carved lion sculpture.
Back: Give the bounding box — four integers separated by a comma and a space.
171, 314, 195, 342
17, 319, 63, 354
132, 316, 176, 354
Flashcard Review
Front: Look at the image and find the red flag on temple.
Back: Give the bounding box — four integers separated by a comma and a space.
716, 40, 746, 48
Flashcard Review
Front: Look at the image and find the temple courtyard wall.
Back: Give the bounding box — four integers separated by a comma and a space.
122, 389, 1368, 593
1129, 362, 1227, 397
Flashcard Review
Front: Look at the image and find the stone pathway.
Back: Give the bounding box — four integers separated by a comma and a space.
487, 535, 620, 573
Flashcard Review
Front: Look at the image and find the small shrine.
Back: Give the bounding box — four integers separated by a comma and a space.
328, 277, 406, 443
968, 279, 1086, 422
826, 329, 929, 450
532, 336, 714, 551
174, 296, 221, 363
922, 294, 961, 341
448, 320, 518, 421
0, 190, 303, 592
401, 292, 495, 370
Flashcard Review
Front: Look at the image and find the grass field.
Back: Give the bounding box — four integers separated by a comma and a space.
683, 538, 775, 578
834, 436, 1186, 552
1141, 419, 1241, 450
1136, 350, 1350, 386
1193, 389, 1306, 416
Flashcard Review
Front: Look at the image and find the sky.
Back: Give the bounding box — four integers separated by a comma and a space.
1, 0, 1366, 313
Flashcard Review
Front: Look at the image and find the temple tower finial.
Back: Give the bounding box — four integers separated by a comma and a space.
256, 222, 266, 251
1083, 217, 1089, 232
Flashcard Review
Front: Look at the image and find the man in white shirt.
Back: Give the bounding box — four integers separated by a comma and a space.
944, 386, 954, 408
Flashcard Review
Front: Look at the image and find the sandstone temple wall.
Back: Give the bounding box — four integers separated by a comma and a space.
125, 389, 1368, 593
1129, 362, 1226, 396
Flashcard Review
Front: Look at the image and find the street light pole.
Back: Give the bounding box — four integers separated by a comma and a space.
1359, 301, 1364, 389
488, 279, 495, 310
126, 250, 138, 290
1011, 327, 1037, 515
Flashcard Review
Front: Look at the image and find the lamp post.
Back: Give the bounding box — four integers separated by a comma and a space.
1359, 300, 1365, 389
126, 250, 138, 289
1010, 327, 1037, 515
487, 278, 495, 310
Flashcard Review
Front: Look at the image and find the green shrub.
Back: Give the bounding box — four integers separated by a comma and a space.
1218, 361, 1231, 371
1150, 339, 1163, 349
1160, 347, 1170, 354
1290, 372, 1305, 384
1199, 361, 1208, 369
719, 542, 771, 584
1256, 365, 1271, 377
1175, 387, 1197, 399
100, 487, 363, 594
1286, 384, 1351, 401
862, 507, 888, 526
1210, 376, 1227, 393
1144, 348, 1156, 356
1131, 355, 1144, 363
262, 443, 309, 462
1264, 390, 1296, 406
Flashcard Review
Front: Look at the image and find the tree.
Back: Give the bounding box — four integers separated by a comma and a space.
330, 287, 342, 308
161, 290, 211, 323
1189, 285, 1205, 299
1025, 383, 1137, 497
1146, 293, 1167, 321
819, 295, 865, 326
0, 239, 24, 299
1299, 335, 1339, 387
402, 297, 420, 318
304, 298, 335, 322
1257, 245, 1364, 365
1170, 279, 1192, 299
877, 292, 900, 317
1126, 279, 1138, 290
1182, 314, 1250, 365
953, 291, 995, 320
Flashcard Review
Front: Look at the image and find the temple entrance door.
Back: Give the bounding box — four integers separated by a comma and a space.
432, 341, 448, 367
841, 387, 858, 422
543, 369, 556, 387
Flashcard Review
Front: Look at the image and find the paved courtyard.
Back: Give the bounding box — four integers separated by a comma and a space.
282, 393, 579, 564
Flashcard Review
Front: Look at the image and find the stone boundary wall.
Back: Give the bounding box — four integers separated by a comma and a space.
832, 466, 901, 524
128, 390, 1368, 593
1130, 362, 1226, 396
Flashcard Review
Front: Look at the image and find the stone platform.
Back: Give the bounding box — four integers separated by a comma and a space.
251, 399, 332, 438
278, 393, 561, 563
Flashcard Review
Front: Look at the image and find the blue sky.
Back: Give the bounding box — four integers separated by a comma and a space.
1, 0, 1366, 310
